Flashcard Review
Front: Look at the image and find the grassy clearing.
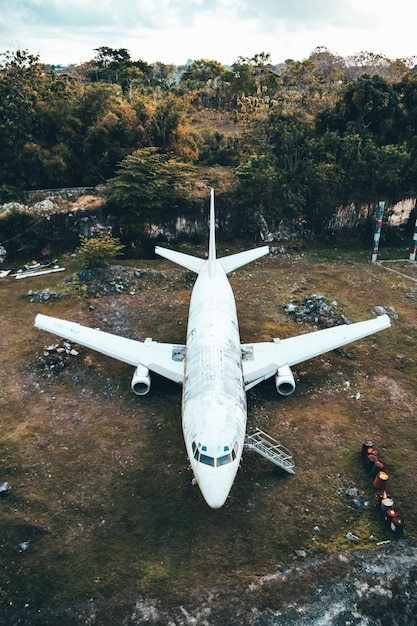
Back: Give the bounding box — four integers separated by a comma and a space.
0, 246, 416, 621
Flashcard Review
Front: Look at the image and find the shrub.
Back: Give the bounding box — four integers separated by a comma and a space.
76, 234, 124, 269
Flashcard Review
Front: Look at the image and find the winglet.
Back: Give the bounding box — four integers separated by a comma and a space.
208, 188, 216, 278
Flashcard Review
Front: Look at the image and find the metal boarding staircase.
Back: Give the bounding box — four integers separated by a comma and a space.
244, 429, 295, 474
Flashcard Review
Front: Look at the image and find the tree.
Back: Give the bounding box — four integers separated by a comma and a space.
89, 47, 152, 92
151, 93, 198, 161
106, 147, 197, 239
330, 74, 401, 143
236, 109, 312, 229
0, 50, 43, 187
76, 234, 124, 268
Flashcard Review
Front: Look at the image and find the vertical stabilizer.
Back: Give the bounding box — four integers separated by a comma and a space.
208, 188, 216, 277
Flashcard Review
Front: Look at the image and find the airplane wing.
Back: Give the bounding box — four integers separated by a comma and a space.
242, 314, 391, 390
35, 313, 185, 384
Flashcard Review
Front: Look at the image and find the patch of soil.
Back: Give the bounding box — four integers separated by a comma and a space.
1, 251, 416, 625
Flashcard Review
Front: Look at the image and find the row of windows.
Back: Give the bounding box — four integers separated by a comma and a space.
192, 441, 238, 467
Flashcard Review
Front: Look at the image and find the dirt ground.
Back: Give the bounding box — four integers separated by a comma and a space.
0, 247, 416, 624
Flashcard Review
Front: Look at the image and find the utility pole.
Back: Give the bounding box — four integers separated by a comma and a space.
371, 201, 385, 263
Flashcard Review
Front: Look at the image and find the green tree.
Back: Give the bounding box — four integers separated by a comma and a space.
327, 74, 401, 143
180, 59, 226, 109
76, 84, 145, 183
106, 147, 196, 239
151, 93, 198, 161
236, 110, 312, 229
0, 49, 43, 188
76, 234, 124, 268
89, 47, 152, 92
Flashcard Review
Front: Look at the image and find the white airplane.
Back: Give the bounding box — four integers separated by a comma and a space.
35, 189, 391, 509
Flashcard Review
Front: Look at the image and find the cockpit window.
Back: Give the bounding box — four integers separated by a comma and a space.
217, 453, 232, 466
200, 453, 215, 467
192, 441, 239, 467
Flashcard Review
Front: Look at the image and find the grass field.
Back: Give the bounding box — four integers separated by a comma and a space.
0, 245, 416, 624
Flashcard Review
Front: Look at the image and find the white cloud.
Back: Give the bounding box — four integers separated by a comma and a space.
0, 0, 415, 66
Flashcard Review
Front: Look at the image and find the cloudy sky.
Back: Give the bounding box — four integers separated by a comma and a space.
0, 0, 415, 67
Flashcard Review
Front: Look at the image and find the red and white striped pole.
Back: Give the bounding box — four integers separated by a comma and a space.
371, 201, 385, 263
410, 217, 417, 261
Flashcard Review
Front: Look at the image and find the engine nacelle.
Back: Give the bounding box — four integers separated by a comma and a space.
275, 364, 296, 396
131, 365, 151, 395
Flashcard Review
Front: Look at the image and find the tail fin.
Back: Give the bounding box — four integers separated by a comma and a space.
208, 187, 269, 274
155, 188, 216, 274
208, 188, 216, 278
155, 187, 269, 274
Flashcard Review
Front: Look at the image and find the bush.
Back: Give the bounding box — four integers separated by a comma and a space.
76, 234, 124, 269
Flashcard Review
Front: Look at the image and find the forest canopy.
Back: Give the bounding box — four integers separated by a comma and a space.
1, 46, 417, 240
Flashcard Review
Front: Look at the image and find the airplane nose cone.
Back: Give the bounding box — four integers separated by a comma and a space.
202, 486, 230, 509
195, 466, 236, 509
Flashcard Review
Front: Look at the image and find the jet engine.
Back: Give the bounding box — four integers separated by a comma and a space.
131, 365, 151, 395
275, 364, 296, 396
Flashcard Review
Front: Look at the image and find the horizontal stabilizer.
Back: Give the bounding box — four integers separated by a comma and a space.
155, 246, 205, 274
219, 246, 269, 274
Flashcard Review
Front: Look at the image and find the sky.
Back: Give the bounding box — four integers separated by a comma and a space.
0, 0, 415, 68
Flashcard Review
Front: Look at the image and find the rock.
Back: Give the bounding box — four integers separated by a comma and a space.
295, 549, 307, 558
372, 305, 399, 320
372, 305, 386, 316
0, 481, 10, 496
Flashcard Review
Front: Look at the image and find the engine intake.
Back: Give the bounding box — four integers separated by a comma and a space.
275, 364, 296, 396
131, 365, 151, 395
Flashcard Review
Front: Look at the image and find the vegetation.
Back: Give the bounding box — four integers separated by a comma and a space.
0, 247, 415, 623
75, 234, 124, 268
1, 46, 417, 246
105, 147, 196, 241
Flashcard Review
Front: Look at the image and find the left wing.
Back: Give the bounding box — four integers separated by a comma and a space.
35, 313, 185, 384
242, 314, 390, 390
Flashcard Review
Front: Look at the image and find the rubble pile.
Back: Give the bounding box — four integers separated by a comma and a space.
36, 341, 79, 379
73, 265, 168, 297
284, 294, 351, 327
26, 288, 63, 302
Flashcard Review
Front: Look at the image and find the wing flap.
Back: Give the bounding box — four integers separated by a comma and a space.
242, 314, 390, 389
35, 314, 185, 384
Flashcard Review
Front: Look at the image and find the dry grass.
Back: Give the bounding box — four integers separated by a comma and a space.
0, 247, 416, 622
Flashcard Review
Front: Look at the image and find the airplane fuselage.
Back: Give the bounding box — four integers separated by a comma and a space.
182, 260, 246, 508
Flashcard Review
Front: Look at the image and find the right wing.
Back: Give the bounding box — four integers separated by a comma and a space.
242, 314, 391, 390
35, 313, 185, 384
